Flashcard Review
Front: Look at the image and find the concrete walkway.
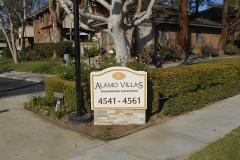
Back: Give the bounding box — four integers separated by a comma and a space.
68, 95, 240, 160
0, 59, 240, 159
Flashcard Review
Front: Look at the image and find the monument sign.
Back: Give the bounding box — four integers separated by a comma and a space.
91, 67, 147, 125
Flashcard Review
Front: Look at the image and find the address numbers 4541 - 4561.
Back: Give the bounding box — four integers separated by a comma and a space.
98, 97, 140, 104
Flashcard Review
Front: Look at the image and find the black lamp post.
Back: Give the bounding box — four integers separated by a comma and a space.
68, 0, 91, 124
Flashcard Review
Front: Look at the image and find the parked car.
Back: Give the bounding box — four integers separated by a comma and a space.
0, 54, 3, 58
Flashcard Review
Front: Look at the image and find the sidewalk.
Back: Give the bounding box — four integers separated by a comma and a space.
68, 95, 240, 160
0, 59, 240, 159
1, 90, 239, 160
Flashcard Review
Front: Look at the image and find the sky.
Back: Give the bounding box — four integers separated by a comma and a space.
198, 0, 223, 11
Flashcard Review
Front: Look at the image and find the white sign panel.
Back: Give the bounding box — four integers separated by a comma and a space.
91, 67, 147, 110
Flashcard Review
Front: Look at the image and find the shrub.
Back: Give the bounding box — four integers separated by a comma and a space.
27, 94, 57, 110
227, 40, 240, 48
225, 43, 238, 55
199, 45, 219, 57
160, 46, 172, 62
138, 44, 155, 64
83, 43, 101, 57
25, 43, 55, 61
59, 54, 145, 82
59, 62, 97, 82
45, 76, 91, 113
55, 41, 74, 57
25, 41, 73, 61
163, 80, 240, 116
170, 46, 182, 60
2, 48, 12, 58
147, 61, 240, 113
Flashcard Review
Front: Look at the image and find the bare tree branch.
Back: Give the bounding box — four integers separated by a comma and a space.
13, 8, 23, 23
227, 3, 240, 30
58, 0, 110, 33
59, 0, 109, 23
123, 0, 134, 18
126, 0, 155, 28
228, 18, 240, 30
94, 0, 111, 10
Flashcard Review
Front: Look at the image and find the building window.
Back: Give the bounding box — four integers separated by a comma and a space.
160, 28, 169, 42
43, 36, 48, 43
195, 30, 203, 43
50, 35, 54, 42
42, 15, 44, 24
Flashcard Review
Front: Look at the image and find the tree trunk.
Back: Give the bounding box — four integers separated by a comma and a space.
125, 0, 142, 59
112, 26, 128, 63
9, 22, 18, 63
178, 0, 189, 54
125, 28, 135, 59
49, 0, 62, 42
171, 0, 174, 7
20, 0, 26, 62
218, 0, 229, 54
2, 26, 18, 63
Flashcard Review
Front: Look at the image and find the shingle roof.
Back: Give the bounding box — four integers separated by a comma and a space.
27, 6, 49, 19
130, 2, 179, 24
190, 4, 239, 24
189, 18, 222, 28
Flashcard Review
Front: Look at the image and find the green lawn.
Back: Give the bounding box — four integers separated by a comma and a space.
187, 126, 240, 160
0, 58, 63, 75
193, 57, 240, 65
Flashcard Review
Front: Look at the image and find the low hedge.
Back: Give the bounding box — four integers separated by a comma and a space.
45, 76, 90, 113
2, 48, 12, 58
25, 41, 73, 61
147, 61, 240, 113
163, 80, 240, 116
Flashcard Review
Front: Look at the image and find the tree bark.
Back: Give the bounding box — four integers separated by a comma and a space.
178, 0, 189, 54
125, 0, 142, 59
20, 0, 26, 62
49, 0, 62, 42
10, 23, 18, 63
171, 0, 174, 7
112, 26, 128, 63
218, 0, 229, 54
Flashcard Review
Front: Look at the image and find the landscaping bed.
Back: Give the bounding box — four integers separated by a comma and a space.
24, 59, 240, 140
25, 99, 177, 140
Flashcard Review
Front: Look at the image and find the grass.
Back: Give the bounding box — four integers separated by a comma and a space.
96, 127, 116, 138
187, 126, 240, 160
192, 57, 240, 65
0, 58, 63, 74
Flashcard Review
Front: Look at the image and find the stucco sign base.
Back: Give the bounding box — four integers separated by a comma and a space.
94, 109, 146, 125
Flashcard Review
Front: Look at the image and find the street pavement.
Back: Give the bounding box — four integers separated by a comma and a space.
0, 58, 240, 160
0, 77, 45, 98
